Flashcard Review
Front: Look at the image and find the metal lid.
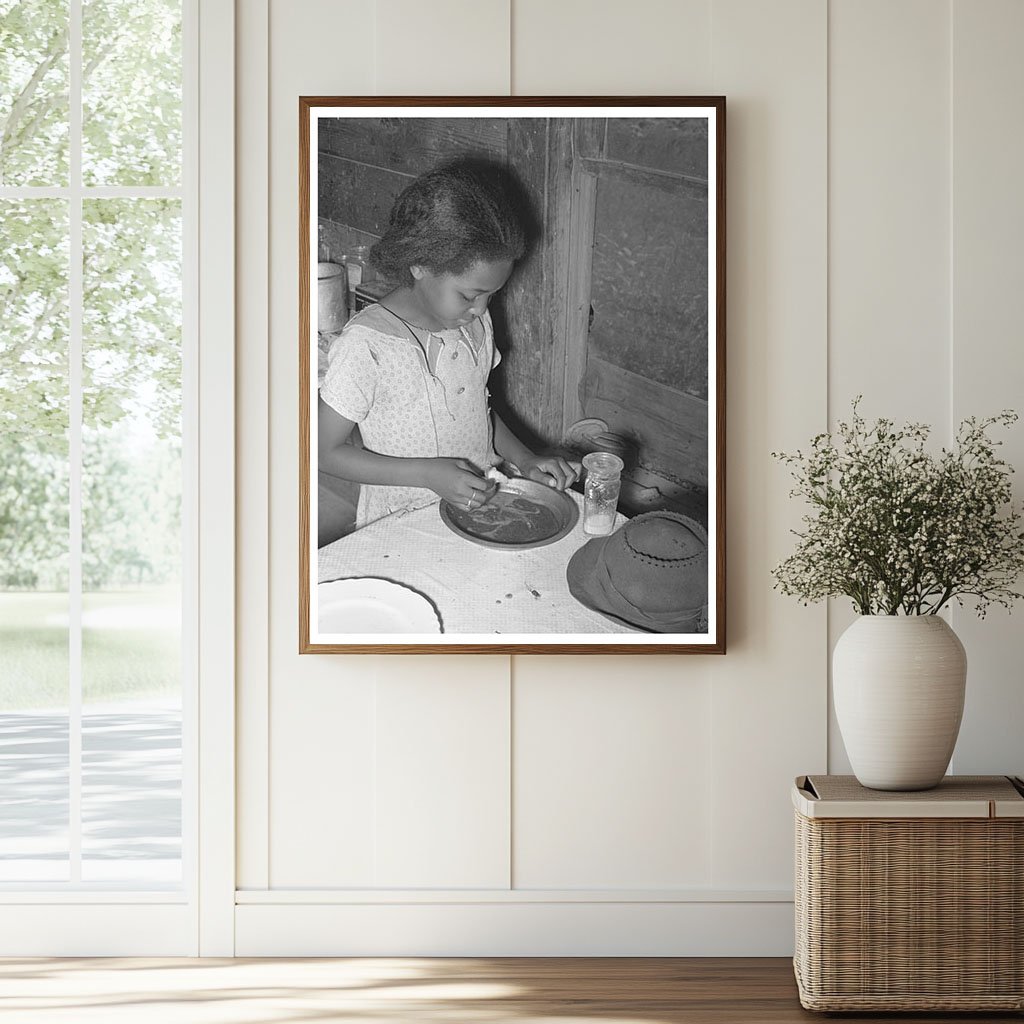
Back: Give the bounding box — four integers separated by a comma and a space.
793, 774, 1024, 819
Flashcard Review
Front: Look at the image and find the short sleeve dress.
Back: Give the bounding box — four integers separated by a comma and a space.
319, 303, 503, 529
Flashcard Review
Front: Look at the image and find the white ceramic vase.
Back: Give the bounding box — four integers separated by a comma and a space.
833, 615, 967, 791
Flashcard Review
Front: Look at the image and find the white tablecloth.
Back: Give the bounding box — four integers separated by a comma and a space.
317, 491, 637, 635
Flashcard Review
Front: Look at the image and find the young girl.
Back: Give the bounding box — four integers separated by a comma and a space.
318, 160, 579, 533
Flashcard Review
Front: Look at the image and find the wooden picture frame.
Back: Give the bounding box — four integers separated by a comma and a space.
300, 96, 725, 654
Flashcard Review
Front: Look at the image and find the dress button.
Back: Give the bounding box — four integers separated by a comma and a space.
456, 386, 465, 394
452, 350, 459, 360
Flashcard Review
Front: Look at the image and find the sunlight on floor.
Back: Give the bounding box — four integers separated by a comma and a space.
0, 958, 674, 1024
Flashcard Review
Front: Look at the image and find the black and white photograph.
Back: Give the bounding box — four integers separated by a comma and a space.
300, 98, 725, 653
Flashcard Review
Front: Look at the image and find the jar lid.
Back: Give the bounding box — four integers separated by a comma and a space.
583, 451, 624, 475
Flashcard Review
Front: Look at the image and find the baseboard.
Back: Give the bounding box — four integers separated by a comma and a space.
235, 897, 795, 956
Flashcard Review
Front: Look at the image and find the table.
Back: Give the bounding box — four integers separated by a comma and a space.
792, 774, 1024, 1012
318, 491, 638, 635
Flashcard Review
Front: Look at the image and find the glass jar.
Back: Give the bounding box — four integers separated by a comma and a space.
582, 451, 624, 536
341, 244, 372, 293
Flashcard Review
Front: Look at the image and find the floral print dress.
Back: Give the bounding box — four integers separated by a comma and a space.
319, 303, 502, 529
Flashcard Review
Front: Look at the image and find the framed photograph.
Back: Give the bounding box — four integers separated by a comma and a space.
300, 96, 725, 654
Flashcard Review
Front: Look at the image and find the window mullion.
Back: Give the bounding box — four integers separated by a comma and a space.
68, 0, 83, 886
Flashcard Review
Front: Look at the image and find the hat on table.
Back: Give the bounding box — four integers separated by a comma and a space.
566, 510, 709, 633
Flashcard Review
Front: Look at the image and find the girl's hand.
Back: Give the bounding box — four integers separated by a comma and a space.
519, 455, 581, 491
422, 458, 497, 509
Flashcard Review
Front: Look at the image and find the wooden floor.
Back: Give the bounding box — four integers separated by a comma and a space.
0, 957, 1020, 1023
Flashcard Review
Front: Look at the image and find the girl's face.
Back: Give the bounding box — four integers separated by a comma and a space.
411, 258, 515, 330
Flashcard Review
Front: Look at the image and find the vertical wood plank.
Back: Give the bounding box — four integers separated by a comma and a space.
540, 119, 579, 445
513, 657, 713, 888
709, 0, 828, 887
949, 0, 1024, 778
495, 117, 598, 451
827, 0, 951, 774
512, 0, 712, 94
499, 117, 556, 448
375, 0, 511, 95
270, 669, 379, 886
575, 118, 606, 159
560, 169, 598, 435
828, 0, 951, 423
266, 0, 378, 888
374, 659, 511, 888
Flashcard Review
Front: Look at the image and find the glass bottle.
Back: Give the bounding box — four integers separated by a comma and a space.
342, 244, 372, 294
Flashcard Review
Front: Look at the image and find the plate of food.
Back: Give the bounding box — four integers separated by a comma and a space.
317, 578, 442, 634
439, 472, 579, 550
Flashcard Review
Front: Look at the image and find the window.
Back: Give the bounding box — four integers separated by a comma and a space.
0, 0, 193, 891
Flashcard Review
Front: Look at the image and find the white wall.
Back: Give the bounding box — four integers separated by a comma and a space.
234, 0, 1024, 955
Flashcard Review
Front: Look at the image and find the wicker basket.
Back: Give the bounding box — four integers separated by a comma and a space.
793, 775, 1024, 1012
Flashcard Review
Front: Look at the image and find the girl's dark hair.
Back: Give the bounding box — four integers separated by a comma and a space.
370, 158, 528, 287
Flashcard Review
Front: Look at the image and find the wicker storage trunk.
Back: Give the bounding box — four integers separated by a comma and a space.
793, 775, 1024, 1012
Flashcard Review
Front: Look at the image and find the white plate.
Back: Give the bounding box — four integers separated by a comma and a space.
318, 578, 442, 634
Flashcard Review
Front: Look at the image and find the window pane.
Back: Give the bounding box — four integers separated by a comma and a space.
0, 700, 69, 881
82, 0, 181, 187
81, 658, 182, 883
0, 199, 70, 880
0, 1, 70, 186
81, 198, 181, 883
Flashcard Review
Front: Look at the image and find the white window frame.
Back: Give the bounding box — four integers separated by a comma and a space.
0, 0, 234, 956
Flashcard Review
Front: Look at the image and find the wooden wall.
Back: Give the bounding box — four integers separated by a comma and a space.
241, 0, 1024, 961
318, 117, 509, 250
317, 113, 712, 488
253, 0, 828, 956
316, 118, 566, 446
587, 118, 709, 401
573, 116, 711, 521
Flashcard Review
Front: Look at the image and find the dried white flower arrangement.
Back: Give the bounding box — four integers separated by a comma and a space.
772, 398, 1024, 616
